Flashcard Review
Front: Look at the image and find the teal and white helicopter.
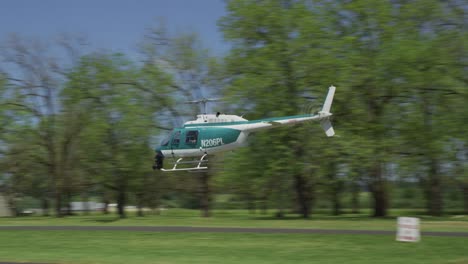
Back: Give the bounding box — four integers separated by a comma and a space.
153, 86, 336, 172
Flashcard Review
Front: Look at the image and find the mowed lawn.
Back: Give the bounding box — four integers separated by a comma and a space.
1, 209, 468, 232
1, 210, 467, 264
0, 230, 467, 264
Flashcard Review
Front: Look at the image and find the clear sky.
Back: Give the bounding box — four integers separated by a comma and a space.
0, 0, 229, 57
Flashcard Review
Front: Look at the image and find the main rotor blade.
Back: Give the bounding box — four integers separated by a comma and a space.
204, 98, 223, 102
184, 98, 223, 104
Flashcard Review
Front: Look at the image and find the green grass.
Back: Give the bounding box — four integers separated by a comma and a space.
0, 230, 466, 264
1, 209, 468, 232
1, 210, 467, 264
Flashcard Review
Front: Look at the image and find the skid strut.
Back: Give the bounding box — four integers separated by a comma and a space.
161, 154, 209, 172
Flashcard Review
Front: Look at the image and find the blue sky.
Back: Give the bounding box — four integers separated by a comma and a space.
0, 0, 229, 56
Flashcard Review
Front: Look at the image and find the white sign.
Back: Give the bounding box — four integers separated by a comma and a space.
396, 217, 420, 242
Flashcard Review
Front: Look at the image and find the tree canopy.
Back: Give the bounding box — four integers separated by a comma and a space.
0, 1, 467, 218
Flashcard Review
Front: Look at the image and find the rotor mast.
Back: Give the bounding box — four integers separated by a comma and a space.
185, 97, 222, 115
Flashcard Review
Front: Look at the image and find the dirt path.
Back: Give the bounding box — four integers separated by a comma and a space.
1, 225, 467, 237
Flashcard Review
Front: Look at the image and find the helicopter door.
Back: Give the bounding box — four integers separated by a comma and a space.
185, 130, 199, 146
170, 130, 181, 153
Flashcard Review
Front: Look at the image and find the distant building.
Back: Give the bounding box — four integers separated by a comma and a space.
0, 195, 12, 217
70, 201, 105, 211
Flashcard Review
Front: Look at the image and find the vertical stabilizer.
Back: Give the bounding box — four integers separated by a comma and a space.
319, 86, 336, 137
321, 120, 335, 137
321, 85, 336, 113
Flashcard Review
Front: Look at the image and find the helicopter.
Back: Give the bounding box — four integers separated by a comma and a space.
153, 85, 336, 172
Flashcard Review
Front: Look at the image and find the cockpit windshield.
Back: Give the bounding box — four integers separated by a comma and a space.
160, 133, 171, 146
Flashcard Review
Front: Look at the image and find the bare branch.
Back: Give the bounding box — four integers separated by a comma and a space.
4, 102, 43, 117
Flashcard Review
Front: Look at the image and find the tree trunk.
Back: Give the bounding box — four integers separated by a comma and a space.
294, 174, 311, 219
199, 172, 211, 217
53, 170, 63, 217
82, 192, 90, 215
424, 160, 443, 216
246, 194, 256, 214
137, 206, 144, 217
327, 161, 341, 216
55, 191, 63, 217
351, 181, 360, 214
463, 186, 468, 214
47, 131, 61, 218
102, 198, 109, 215
372, 187, 387, 217
137, 194, 144, 217
260, 195, 268, 215
117, 188, 126, 218
63, 168, 73, 216
370, 162, 388, 217
6, 194, 18, 217
65, 191, 73, 216
42, 198, 50, 216
275, 208, 285, 218
420, 95, 443, 216
332, 189, 341, 216
427, 179, 443, 216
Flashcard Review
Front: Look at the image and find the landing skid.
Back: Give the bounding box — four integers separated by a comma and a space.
161, 154, 209, 172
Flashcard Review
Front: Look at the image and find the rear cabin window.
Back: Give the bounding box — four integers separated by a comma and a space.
185, 130, 198, 144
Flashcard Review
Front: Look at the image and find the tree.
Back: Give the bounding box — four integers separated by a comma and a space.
0, 34, 89, 216
392, 0, 467, 216
327, 0, 466, 216
140, 24, 219, 217
219, 0, 347, 218
63, 53, 163, 218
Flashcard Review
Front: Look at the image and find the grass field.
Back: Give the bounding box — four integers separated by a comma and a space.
1, 209, 467, 264
0, 231, 467, 264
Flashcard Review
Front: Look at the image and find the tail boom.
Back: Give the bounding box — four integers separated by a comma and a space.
233, 85, 336, 136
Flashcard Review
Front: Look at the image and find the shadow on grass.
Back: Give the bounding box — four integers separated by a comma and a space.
82, 217, 120, 223
244, 209, 468, 222
249, 215, 392, 221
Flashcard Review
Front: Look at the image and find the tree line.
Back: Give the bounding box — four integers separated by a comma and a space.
0, 0, 467, 218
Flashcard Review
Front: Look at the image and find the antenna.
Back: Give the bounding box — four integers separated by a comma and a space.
185, 98, 222, 114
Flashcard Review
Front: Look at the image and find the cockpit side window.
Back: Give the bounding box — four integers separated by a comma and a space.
185, 130, 198, 144
172, 131, 181, 145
